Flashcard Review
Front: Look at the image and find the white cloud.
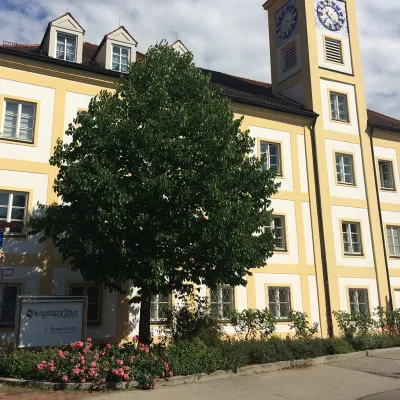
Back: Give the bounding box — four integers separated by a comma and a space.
0, 0, 398, 118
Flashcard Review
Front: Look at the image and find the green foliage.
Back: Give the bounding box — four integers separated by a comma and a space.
288, 311, 319, 339
29, 41, 279, 343
0, 339, 171, 390
165, 338, 242, 376
161, 293, 223, 345
230, 308, 277, 340
333, 310, 375, 342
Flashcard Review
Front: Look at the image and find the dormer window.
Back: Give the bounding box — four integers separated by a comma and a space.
112, 45, 130, 73
56, 33, 77, 62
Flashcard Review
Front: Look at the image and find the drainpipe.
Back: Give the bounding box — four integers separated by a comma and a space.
310, 115, 334, 337
368, 124, 393, 311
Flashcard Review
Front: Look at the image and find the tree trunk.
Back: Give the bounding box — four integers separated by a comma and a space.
138, 287, 152, 345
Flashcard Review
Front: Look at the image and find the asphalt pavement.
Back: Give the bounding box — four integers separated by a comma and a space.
88, 349, 400, 400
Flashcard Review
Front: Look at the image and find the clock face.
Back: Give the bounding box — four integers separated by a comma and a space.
276, 3, 298, 41
316, 0, 346, 31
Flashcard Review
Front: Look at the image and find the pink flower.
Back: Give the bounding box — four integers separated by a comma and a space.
161, 371, 165, 377
105, 344, 112, 349
116, 359, 123, 366
41, 360, 47, 364
130, 356, 135, 362
62, 376, 69, 383
49, 366, 55, 372
90, 361, 97, 368
123, 366, 130, 371
132, 335, 139, 341
86, 338, 92, 343
110, 356, 114, 360
58, 350, 65, 358
81, 378, 86, 383
169, 371, 173, 377
123, 374, 129, 381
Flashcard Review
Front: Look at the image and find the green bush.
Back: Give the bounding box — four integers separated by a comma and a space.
165, 338, 244, 376
161, 294, 223, 345
288, 311, 319, 339
230, 308, 277, 340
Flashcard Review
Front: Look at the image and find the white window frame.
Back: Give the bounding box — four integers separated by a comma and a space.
56, 33, 77, 62
0, 191, 28, 236
379, 160, 395, 191
387, 226, 400, 257
267, 215, 287, 251
0, 283, 21, 327
268, 286, 291, 320
349, 288, 369, 316
210, 286, 235, 321
112, 45, 130, 73
70, 284, 102, 325
342, 221, 362, 256
330, 92, 349, 123
335, 153, 355, 185
260, 141, 282, 176
1, 99, 36, 143
150, 293, 172, 323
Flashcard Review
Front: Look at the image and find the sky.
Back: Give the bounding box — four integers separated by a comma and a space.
0, 0, 398, 119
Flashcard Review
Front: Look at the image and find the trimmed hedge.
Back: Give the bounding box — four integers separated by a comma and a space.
0, 333, 398, 390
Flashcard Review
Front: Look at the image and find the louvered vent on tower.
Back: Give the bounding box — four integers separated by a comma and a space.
282, 41, 297, 72
325, 37, 343, 64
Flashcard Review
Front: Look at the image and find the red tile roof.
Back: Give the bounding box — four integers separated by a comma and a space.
0, 41, 399, 126
367, 109, 400, 132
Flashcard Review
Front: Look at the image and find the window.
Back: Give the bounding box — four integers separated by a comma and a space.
150, 293, 172, 322
349, 288, 369, 316
325, 37, 343, 64
70, 285, 102, 324
210, 286, 234, 320
379, 160, 395, 190
260, 141, 282, 176
387, 226, 400, 257
0, 192, 28, 236
0, 284, 20, 326
342, 221, 362, 255
56, 33, 76, 62
112, 46, 130, 73
267, 215, 287, 251
335, 153, 355, 185
330, 92, 349, 122
282, 41, 297, 72
2, 100, 36, 142
268, 287, 291, 320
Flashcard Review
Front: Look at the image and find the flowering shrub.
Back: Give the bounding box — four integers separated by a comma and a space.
0, 337, 172, 390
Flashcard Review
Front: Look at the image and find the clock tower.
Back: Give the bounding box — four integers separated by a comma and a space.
264, 0, 391, 333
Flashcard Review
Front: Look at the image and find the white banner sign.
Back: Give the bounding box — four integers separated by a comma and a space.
16, 296, 87, 348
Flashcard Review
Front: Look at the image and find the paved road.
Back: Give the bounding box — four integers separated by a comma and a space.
87, 350, 400, 400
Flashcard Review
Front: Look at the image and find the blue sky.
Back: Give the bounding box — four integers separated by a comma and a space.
0, 0, 398, 119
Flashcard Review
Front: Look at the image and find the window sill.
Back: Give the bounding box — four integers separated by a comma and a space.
0, 137, 35, 146
344, 253, 364, 258
4, 234, 28, 240
276, 319, 292, 324
389, 256, 400, 260
336, 181, 356, 187
274, 248, 288, 253
380, 187, 396, 192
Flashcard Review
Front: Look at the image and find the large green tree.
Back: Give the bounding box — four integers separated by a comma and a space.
30, 42, 278, 343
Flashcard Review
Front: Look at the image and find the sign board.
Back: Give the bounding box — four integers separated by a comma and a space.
16, 296, 87, 349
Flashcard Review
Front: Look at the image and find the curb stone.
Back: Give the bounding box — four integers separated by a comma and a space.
2, 347, 400, 391
0, 377, 138, 391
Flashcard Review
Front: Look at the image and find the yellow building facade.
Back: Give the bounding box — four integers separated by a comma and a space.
0, 1, 399, 343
